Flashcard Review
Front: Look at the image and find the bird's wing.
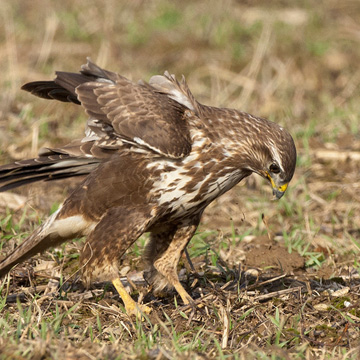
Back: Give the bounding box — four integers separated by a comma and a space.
75, 63, 195, 159
23, 59, 197, 159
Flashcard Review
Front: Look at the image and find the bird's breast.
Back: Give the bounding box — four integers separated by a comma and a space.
147, 156, 244, 218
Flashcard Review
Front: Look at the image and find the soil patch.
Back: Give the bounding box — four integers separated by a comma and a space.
244, 238, 305, 273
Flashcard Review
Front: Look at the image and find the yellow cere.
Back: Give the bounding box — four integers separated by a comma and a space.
266, 172, 288, 193
278, 183, 288, 193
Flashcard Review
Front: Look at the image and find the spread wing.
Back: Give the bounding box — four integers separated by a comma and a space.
22, 59, 196, 159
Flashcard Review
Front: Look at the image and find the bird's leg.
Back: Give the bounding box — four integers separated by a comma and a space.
79, 206, 154, 318
152, 221, 199, 306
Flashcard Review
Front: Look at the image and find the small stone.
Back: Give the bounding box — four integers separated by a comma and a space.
313, 303, 329, 311
332, 287, 350, 297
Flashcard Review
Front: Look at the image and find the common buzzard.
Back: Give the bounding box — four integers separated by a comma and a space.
0, 59, 296, 316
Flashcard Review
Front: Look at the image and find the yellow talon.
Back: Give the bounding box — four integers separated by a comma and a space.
112, 278, 152, 318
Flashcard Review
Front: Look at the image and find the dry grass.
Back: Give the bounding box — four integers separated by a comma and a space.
0, 0, 360, 359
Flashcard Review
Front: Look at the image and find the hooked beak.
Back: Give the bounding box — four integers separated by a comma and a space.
265, 172, 288, 199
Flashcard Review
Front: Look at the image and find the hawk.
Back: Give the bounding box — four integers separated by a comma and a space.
0, 59, 296, 316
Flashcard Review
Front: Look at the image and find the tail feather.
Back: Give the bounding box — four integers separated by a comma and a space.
0, 208, 91, 278
0, 154, 99, 192
0, 211, 60, 277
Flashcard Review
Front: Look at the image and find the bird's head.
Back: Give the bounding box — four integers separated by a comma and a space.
245, 121, 297, 199
260, 160, 293, 199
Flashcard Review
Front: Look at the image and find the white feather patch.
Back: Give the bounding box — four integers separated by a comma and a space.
40, 207, 96, 239
149, 74, 194, 111
50, 215, 96, 238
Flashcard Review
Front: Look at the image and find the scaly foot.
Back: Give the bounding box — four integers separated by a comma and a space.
112, 277, 152, 319
125, 302, 152, 319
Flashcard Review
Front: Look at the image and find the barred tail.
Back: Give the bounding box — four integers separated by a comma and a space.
0, 153, 98, 192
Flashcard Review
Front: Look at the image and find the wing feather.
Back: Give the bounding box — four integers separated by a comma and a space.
76, 72, 192, 158
21, 59, 196, 158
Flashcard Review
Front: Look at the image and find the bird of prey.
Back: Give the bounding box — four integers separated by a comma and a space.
0, 59, 296, 316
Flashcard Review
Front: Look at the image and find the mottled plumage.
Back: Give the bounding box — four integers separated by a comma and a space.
0, 59, 296, 316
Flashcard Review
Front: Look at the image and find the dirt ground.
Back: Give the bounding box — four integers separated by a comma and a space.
0, 0, 360, 359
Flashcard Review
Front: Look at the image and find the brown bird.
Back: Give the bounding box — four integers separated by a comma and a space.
0, 59, 296, 316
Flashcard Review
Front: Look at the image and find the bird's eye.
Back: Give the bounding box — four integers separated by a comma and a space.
269, 163, 281, 174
